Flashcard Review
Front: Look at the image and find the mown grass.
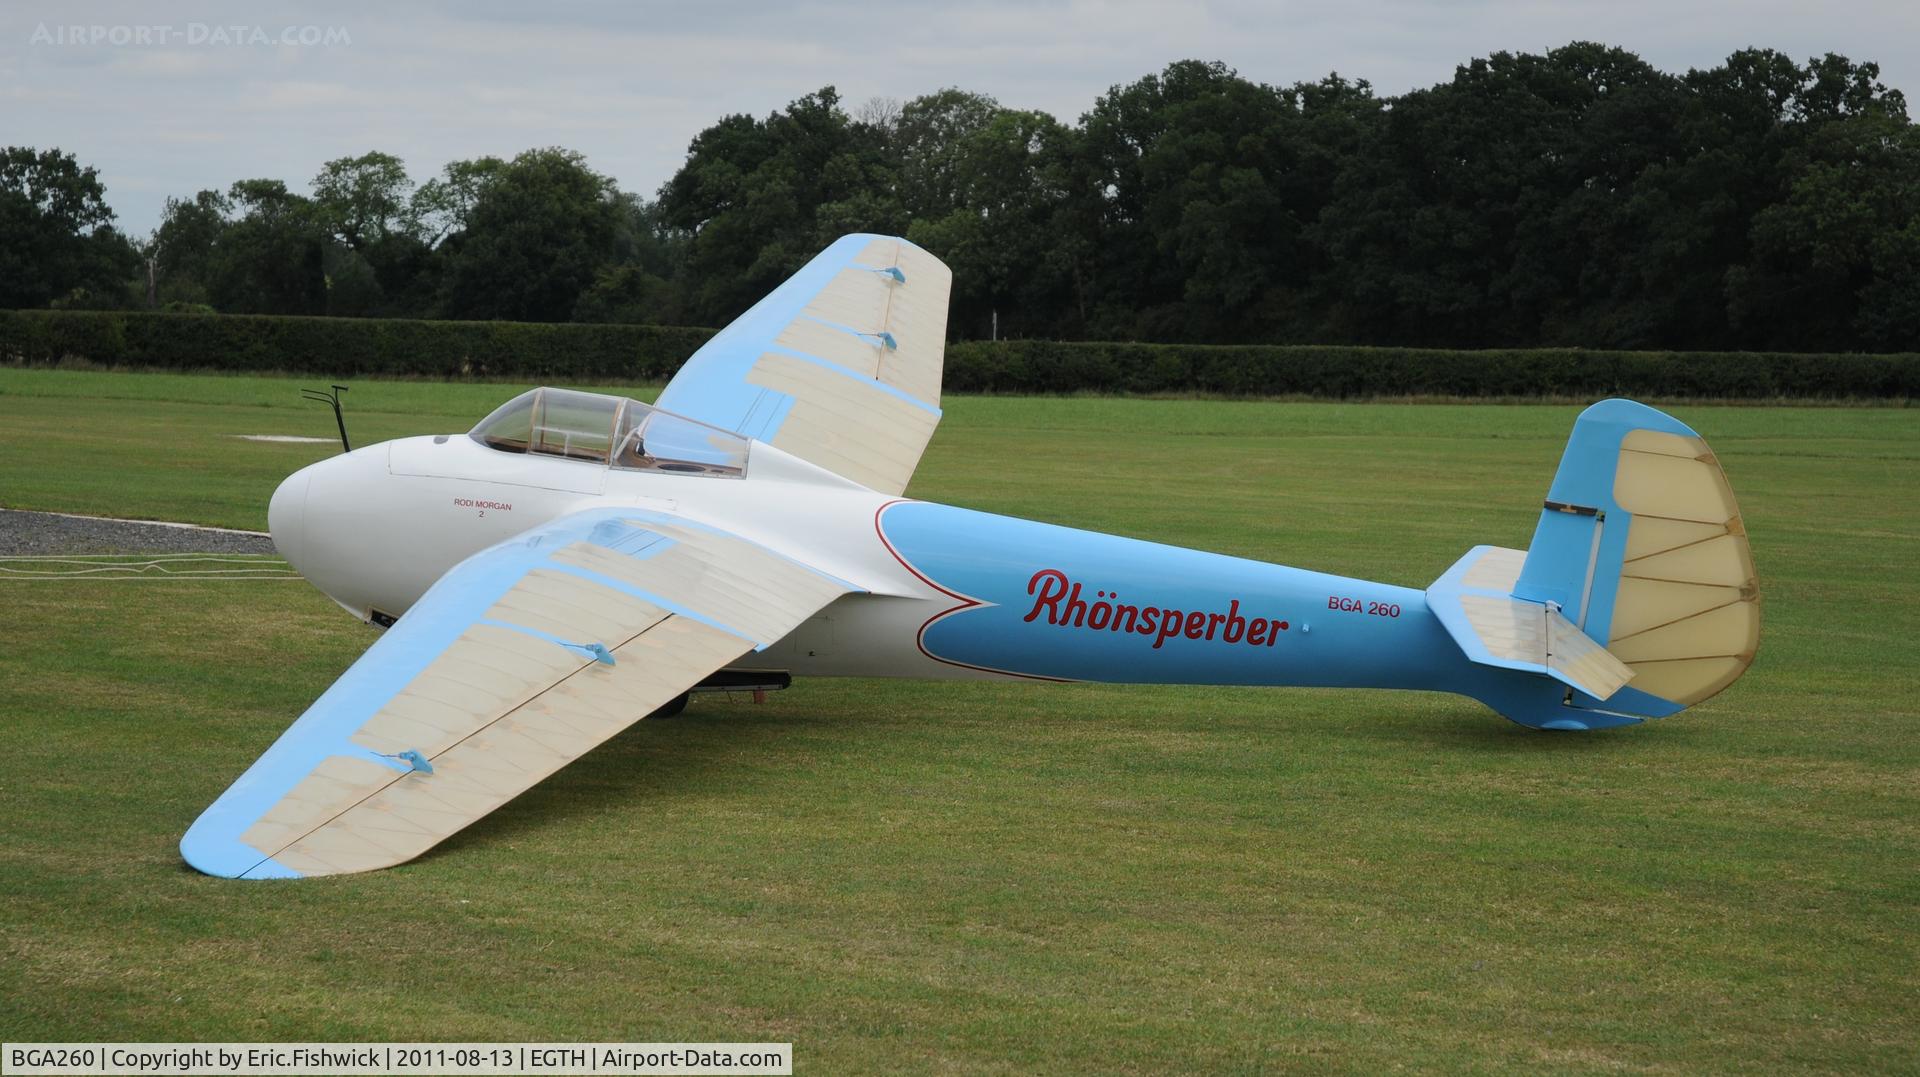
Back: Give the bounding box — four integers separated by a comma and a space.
1, 368, 1915, 1073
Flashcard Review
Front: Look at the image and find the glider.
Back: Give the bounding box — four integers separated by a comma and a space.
183, 234, 1761, 878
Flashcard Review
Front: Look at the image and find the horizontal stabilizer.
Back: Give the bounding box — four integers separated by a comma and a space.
1428, 545, 1634, 702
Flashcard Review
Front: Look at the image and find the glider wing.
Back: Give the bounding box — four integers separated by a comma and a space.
182, 508, 853, 878
654, 233, 952, 494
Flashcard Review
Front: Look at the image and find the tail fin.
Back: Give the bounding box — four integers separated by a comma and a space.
1427, 400, 1760, 729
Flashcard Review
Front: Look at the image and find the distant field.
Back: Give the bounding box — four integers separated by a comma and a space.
1, 368, 1915, 1072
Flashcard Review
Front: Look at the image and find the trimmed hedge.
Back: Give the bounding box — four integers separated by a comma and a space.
942, 340, 1920, 399
3, 308, 1915, 398
0, 309, 714, 381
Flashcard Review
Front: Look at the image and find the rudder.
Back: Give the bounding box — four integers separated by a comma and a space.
1513, 399, 1761, 712
1425, 400, 1760, 729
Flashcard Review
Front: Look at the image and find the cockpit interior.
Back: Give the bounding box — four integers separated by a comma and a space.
470, 388, 748, 478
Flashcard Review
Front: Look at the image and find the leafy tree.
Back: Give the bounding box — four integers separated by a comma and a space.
892, 88, 1004, 219
206, 179, 328, 315
102, 44, 1920, 350
907, 107, 1080, 338
413, 156, 505, 245
1075, 61, 1370, 341
0, 146, 139, 309
310, 152, 457, 316
573, 264, 680, 324
311, 151, 415, 250
1313, 44, 1685, 347
438, 148, 623, 321
659, 88, 900, 325
151, 189, 232, 306
1721, 57, 1916, 349
573, 193, 687, 324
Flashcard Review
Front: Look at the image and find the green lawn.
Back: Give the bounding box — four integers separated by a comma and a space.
1, 368, 1915, 1072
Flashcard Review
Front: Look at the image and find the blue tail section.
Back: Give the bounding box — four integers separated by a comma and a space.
1512, 400, 1694, 631
1426, 399, 1759, 730
869, 399, 1755, 731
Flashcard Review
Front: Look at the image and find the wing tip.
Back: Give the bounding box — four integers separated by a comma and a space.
180, 817, 304, 880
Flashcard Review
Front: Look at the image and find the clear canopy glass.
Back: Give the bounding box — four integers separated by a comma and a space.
470, 388, 747, 477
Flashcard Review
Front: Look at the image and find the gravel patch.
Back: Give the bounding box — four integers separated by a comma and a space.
0, 509, 277, 556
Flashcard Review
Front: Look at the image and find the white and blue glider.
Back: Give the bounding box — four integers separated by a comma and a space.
185, 235, 1760, 878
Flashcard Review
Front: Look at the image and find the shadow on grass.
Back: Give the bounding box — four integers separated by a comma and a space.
1355, 699, 1700, 757
422, 701, 838, 863
424, 686, 1698, 869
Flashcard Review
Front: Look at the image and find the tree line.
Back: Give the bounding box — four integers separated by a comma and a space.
4, 43, 1916, 351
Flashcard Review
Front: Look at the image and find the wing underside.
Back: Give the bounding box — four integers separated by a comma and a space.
183, 509, 853, 879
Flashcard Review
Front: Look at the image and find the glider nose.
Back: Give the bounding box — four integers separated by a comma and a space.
268, 467, 311, 570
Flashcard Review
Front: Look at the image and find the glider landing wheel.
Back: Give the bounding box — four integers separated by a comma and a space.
647, 692, 690, 720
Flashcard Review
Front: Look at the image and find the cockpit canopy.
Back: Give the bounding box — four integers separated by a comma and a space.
470, 388, 748, 477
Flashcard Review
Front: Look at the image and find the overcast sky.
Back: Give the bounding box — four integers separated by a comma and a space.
5, 0, 1917, 238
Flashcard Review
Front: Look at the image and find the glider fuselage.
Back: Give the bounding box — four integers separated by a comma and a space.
273, 430, 1463, 696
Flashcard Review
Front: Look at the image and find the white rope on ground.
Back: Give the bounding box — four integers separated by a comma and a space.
8, 510, 271, 537
0, 555, 300, 580
1, 555, 282, 563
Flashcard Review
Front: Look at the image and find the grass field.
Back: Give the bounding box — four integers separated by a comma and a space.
1, 368, 1916, 1072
